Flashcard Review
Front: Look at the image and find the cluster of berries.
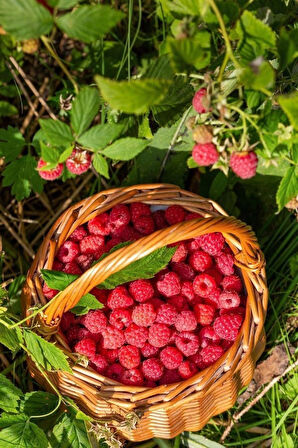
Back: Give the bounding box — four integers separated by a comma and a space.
191, 88, 258, 179
43, 203, 246, 387
37, 147, 92, 181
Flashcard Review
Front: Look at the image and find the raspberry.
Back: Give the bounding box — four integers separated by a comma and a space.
220, 306, 245, 316
168, 295, 188, 311
204, 287, 221, 308
37, 159, 63, 180
76, 254, 93, 271
119, 345, 140, 369
106, 363, 125, 381
198, 233, 225, 256
192, 143, 218, 166
62, 261, 82, 275
215, 253, 235, 275
160, 347, 183, 370
69, 225, 87, 242
107, 286, 133, 309
171, 262, 195, 281
222, 340, 234, 351
152, 210, 167, 229
90, 288, 108, 304
193, 273, 217, 297
142, 358, 164, 381
110, 204, 130, 229
230, 151, 258, 179
129, 279, 154, 303
80, 235, 105, 255
105, 237, 122, 252
176, 331, 199, 357
160, 369, 181, 385
200, 345, 224, 367
133, 215, 155, 235
178, 361, 197, 379
188, 353, 206, 370
66, 326, 89, 343
132, 303, 156, 327
52, 260, 63, 271
194, 303, 215, 326
81, 310, 107, 334
88, 213, 111, 236
60, 312, 76, 332
130, 202, 151, 222
213, 313, 243, 341
116, 225, 141, 242
148, 297, 164, 310
192, 88, 209, 114
189, 250, 213, 272
141, 342, 159, 358
218, 291, 240, 309
199, 326, 221, 348
102, 326, 125, 349
205, 268, 223, 285
165, 205, 186, 225
90, 354, 108, 373
175, 311, 197, 332
145, 380, 157, 388
109, 309, 132, 329
156, 303, 178, 326
222, 275, 242, 292
121, 368, 144, 386
157, 272, 181, 297
181, 281, 195, 302
66, 149, 91, 175
57, 240, 80, 263
148, 323, 171, 348
74, 338, 96, 357
184, 212, 202, 221
170, 242, 188, 263
125, 323, 148, 348
43, 283, 58, 299
99, 348, 119, 364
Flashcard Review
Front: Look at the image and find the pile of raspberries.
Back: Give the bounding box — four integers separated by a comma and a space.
43, 202, 246, 387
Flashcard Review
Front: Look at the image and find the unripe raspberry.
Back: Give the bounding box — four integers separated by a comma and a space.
192, 88, 210, 114
192, 143, 219, 166
66, 148, 91, 175
229, 151, 258, 179
192, 125, 213, 144
37, 159, 63, 180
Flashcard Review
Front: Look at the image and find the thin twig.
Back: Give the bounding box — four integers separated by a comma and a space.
0, 213, 35, 258
20, 77, 49, 134
0, 346, 21, 385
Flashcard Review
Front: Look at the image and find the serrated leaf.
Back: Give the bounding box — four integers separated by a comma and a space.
239, 61, 275, 91
0, 101, 17, 117
56, 5, 124, 43
0, 421, 48, 448
41, 269, 78, 290
99, 246, 176, 289
166, 32, 210, 72
103, 137, 149, 161
0, 317, 22, 352
92, 153, 109, 178
50, 412, 90, 448
0, 126, 25, 162
39, 119, 74, 146
40, 141, 61, 165
58, 146, 74, 163
56, 0, 79, 9
0, 374, 23, 413
23, 330, 72, 373
70, 294, 104, 316
167, 0, 208, 16
278, 93, 298, 131
0, 0, 53, 40
278, 28, 298, 71
95, 76, 172, 114
77, 123, 124, 151
0, 414, 27, 429
187, 156, 199, 169
20, 391, 59, 417
181, 432, 225, 448
209, 171, 228, 200
276, 166, 298, 212
71, 87, 100, 136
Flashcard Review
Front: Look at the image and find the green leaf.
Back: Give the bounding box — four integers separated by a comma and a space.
23, 330, 72, 373
0, 101, 17, 117
50, 411, 90, 448
166, 32, 210, 72
167, 0, 208, 16
40, 141, 61, 165
0, 414, 27, 430
246, 90, 262, 109
70, 294, 104, 316
99, 246, 176, 289
20, 391, 59, 417
103, 137, 149, 161
278, 28, 298, 70
39, 119, 74, 147
278, 93, 298, 131
0, 374, 23, 413
56, 0, 79, 9
77, 123, 124, 151
209, 171, 228, 200
239, 61, 275, 91
0, 421, 48, 448
95, 76, 172, 114
181, 432, 225, 447
92, 153, 109, 178
276, 166, 298, 211
0, 126, 25, 162
162, 151, 189, 188
150, 124, 177, 150
187, 156, 199, 168
2, 155, 44, 201
58, 146, 74, 163
56, 5, 124, 43
41, 269, 78, 290
71, 87, 100, 136
0, 0, 53, 39
0, 317, 22, 352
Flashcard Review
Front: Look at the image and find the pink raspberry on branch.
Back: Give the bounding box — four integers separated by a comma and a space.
230, 151, 258, 179
66, 148, 91, 175
192, 88, 210, 114
192, 143, 219, 166
37, 159, 63, 181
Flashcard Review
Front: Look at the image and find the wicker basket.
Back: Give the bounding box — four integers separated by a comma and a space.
22, 184, 268, 441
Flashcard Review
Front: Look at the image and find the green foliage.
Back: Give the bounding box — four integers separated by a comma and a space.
39, 119, 74, 147
0, 374, 22, 414
70, 87, 100, 137
103, 137, 150, 161
166, 32, 211, 72
20, 391, 59, 417
70, 294, 104, 316
0, 421, 48, 448
0, 127, 25, 162
50, 410, 90, 448
278, 93, 298, 130
276, 166, 298, 211
77, 123, 124, 152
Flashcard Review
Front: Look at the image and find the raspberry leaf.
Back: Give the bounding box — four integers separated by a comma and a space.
278, 92, 298, 131
50, 409, 90, 448
70, 294, 104, 316
0, 126, 25, 162
276, 166, 298, 212
78, 123, 125, 151
40, 270, 78, 290
20, 391, 59, 417
39, 119, 74, 147
92, 153, 110, 178
0, 421, 48, 448
0, 101, 18, 117
0, 317, 23, 352
70, 87, 100, 137
103, 137, 150, 161
166, 32, 211, 72
0, 373, 23, 414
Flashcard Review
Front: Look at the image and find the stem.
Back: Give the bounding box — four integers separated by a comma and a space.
127, 0, 133, 80
218, 51, 229, 83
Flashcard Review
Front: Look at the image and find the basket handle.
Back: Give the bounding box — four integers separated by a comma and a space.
42, 215, 264, 326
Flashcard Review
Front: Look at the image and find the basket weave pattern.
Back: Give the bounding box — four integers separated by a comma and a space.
22, 184, 268, 441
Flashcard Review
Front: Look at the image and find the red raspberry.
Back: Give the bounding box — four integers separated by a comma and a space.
107, 286, 133, 309
222, 340, 234, 351
90, 354, 108, 373
148, 297, 164, 310
171, 262, 195, 281
213, 313, 243, 341
194, 303, 215, 326
142, 358, 164, 381
52, 260, 63, 271
170, 242, 188, 263
106, 363, 125, 382
99, 348, 119, 364
110, 204, 130, 229
105, 237, 122, 252
119, 345, 141, 369
62, 261, 82, 275
187, 238, 201, 252
188, 353, 206, 370
69, 225, 87, 242
215, 253, 235, 275
220, 306, 245, 316
160, 369, 181, 385
189, 250, 213, 272
192, 143, 218, 166
125, 323, 148, 348
133, 215, 155, 235
184, 212, 202, 221
129, 279, 154, 303
204, 287, 221, 308
230, 151, 258, 179
57, 240, 79, 263
192, 88, 209, 114
222, 275, 242, 292
199, 326, 221, 348
198, 233, 225, 256
121, 368, 144, 386
74, 338, 96, 357
145, 380, 157, 387
175, 311, 197, 332
205, 268, 223, 285
148, 323, 171, 348
109, 309, 132, 329
130, 202, 151, 222
181, 281, 195, 302
178, 361, 197, 379
157, 272, 181, 297
80, 235, 105, 255
90, 288, 108, 304
168, 295, 188, 311
115, 224, 141, 241
200, 345, 224, 367
160, 347, 183, 370
37, 159, 63, 180
193, 273, 217, 297
218, 291, 240, 309
43, 283, 58, 299
88, 213, 111, 236
60, 312, 76, 332
81, 310, 107, 334
66, 149, 91, 175
141, 342, 159, 358
156, 303, 178, 326
165, 205, 186, 225
175, 331, 199, 357
132, 303, 156, 327
66, 326, 89, 343
152, 210, 167, 229
102, 326, 125, 349
76, 254, 93, 271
